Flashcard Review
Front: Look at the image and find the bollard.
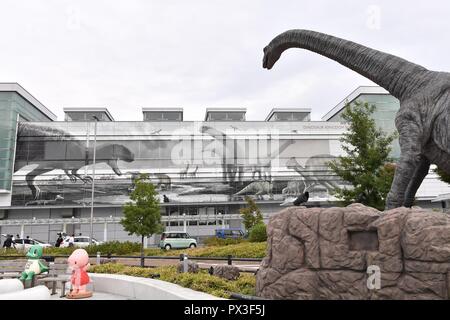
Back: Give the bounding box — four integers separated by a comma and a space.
96, 252, 100, 265
179, 253, 184, 262
183, 255, 188, 273
228, 255, 232, 265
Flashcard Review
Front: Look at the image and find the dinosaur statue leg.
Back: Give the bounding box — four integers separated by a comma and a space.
386, 121, 423, 209
26, 167, 51, 199
72, 169, 93, 183
403, 156, 430, 208
64, 169, 77, 182
19, 271, 28, 281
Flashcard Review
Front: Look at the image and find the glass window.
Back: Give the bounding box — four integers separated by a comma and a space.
144, 112, 182, 121
207, 112, 245, 121
163, 112, 182, 121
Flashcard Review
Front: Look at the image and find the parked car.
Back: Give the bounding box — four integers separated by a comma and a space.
215, 228, 245, 239
160, 232, 197, 250
60, 236, 102, 248
14, 238, 52, 251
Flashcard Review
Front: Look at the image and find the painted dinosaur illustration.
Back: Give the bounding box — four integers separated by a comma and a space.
179, 163, 190, 179
263, 29, 450, 209
282, 179, 307, 197
286, 155, 340, 193
15, 123, 135, 199
189, 165, 199, 178
127, 171, 172, 191
249, 139, 295, 181
234, 181, 273, 200
200, 125, 294, 183
25, 194, 64, 206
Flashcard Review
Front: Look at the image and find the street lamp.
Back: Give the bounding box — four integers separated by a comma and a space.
217, 212, 223, 228
89, 116, 99, 243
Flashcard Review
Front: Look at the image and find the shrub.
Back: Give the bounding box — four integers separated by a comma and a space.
203, 237, 246, 247
239, 196, 263, 231
144, 241, 267, 258
85, 241, 141, 255
41, 241, 142, 256
248, 223, 267, 242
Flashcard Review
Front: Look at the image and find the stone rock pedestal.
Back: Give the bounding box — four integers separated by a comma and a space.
256, 204, 450, 300
177, 260, 199, 274
211, 265, 240, 280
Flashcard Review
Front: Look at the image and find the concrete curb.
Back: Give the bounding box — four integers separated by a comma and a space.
0, 279, 24, 294
88, 273, 225, 300
0, 285, 51, 300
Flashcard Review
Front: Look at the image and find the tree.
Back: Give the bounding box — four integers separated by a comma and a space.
248, 223, 267, 242
435, 167, 450, 184
121, 173, 164, 267
328, 101, 397, 210
239, 196, 263, 232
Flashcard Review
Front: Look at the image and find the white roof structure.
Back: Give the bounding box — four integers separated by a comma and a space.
204, 107, 247, 121
265, 108, 312, 121
431, 193, 450, 202
0, 82, 57, 121
322, 86, 389, 121
142, 107, 183, 112
63, 107, 115, 121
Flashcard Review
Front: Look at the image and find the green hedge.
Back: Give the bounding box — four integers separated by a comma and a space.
42, 241, 142, 256
1, 241, 267, 259
144, 241, 267, 258
202, 237, 247, 247
248, 223, 267, 242
90, 263, 256, 298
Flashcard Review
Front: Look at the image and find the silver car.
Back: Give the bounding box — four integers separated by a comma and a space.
60, 236, 102, 248
14, 238, 52, 251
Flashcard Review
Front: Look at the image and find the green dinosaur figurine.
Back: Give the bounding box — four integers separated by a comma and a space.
20, 245, 48, 281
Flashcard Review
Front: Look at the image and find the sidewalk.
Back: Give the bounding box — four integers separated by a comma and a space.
50, 290, 131, 300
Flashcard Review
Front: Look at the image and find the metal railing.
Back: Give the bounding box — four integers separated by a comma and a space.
0, 254, 262, 264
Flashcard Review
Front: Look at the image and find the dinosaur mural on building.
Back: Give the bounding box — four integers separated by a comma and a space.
234, 181, 273, 200
263, 29, 450, 209
286, 155, 340, 193
200, 125, 294, 184
282, 179, 307, 197
14, 123, 135, 199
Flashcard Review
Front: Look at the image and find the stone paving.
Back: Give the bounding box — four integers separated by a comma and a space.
50, 289, 131, 300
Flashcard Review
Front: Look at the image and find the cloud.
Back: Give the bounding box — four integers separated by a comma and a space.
0, 0, 448, 121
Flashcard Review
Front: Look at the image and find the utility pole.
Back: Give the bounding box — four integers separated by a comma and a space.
89, 116, 99, 243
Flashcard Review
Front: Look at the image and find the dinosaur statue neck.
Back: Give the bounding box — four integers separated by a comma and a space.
269, 30, 431, 100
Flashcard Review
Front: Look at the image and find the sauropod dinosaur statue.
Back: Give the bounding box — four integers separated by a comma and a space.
263, 29, 450, 209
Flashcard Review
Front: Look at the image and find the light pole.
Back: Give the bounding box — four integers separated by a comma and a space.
217, 212, 223, 228
89, 116, 99, 243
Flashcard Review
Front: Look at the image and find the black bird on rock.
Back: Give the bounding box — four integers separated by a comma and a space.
293, 192, 309, 206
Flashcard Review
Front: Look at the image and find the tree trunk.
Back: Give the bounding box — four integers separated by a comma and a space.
140, 235, 145, 267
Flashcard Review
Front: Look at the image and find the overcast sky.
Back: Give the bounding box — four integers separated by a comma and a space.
1, 0, 449, 121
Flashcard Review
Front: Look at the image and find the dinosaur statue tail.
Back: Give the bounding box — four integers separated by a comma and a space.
264, 29, 431, 100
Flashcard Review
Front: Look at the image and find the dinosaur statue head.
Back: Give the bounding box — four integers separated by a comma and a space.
263, 44, 282, 70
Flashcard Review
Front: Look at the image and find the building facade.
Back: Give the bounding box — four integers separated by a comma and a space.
0, 84, 449, 245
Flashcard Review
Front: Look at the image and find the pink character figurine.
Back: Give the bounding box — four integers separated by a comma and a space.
66, 249, 93, 299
